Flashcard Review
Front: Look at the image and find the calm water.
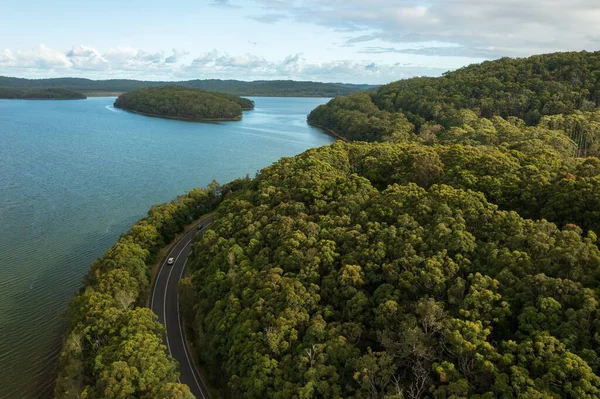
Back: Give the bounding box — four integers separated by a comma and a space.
0, 97, 334, 398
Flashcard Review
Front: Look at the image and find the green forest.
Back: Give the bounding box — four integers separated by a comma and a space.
308, 50, 600, 157
113, 86, 254, 121
0, 88, 86, 100
56, 50, 600, 398
0, 76, 376, 97
180, 51, 600, 398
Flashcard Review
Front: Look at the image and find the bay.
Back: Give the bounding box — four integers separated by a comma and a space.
0, 96, 334, 398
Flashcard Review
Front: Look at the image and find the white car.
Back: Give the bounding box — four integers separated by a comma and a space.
167, 257, 175, 266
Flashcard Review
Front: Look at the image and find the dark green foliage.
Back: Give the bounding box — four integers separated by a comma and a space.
54, 184, 227, 399
187, 142, 600, 398
0, 76, 377, 97
114, 86, 254, 121
308, 50, 600, 157
0, 87, 86, 99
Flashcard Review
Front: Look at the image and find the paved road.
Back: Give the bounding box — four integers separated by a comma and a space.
151, 216, 214, 399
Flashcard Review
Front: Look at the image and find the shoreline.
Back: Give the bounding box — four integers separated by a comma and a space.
114, 106, 244, 122
306, 120, 349, 142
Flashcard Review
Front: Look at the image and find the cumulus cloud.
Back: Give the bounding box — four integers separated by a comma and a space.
165, 48, 189, 64
0, 44, 72, 69
180, 49, 442, 83
252, 0, 600, 58
0, 44, 446, 83
66, 45, 109, 70
95, 47, 165, 71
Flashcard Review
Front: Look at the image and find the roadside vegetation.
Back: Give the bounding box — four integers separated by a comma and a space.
54, 181, 240, 399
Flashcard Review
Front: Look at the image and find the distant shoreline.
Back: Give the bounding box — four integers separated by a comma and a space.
115, 106, 243, 122
83, 92, 332, 99
0, 97, 86, 101
84, 92, 123, 97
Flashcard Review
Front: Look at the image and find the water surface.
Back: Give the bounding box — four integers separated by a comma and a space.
0, 96, 334, 398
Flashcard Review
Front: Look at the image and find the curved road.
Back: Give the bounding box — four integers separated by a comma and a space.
151, 216, 213, 399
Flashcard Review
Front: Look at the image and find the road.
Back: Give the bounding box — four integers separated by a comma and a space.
151, 215, 214, 399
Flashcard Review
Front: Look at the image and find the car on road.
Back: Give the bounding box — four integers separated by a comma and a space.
196, 224, 203, 230
167, 257, 175, 265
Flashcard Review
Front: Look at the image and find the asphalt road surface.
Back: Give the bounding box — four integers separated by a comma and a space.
151, 215, 214, 399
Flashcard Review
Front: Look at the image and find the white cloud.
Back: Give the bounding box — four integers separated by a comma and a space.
0, 44, 72, 69
165, 48, 189, 64
0, 49, 16, 66
0, 44, 449, 83
189, 50, 271, 70
66, 45, 109, 71
102, 47, 165, 71
251, 0, 600, 58
181, 49, 443, 83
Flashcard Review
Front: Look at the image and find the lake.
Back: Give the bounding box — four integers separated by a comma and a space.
0, 96, 334, 398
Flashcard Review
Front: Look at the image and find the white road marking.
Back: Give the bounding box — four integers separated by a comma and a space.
163, 240, 191, 356
151, 239, 183, 311
177, 258, 208, 399
151, 221, 206, 311
148, 220, 211, 398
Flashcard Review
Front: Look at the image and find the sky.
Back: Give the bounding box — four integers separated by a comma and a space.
1, 0, 600, 84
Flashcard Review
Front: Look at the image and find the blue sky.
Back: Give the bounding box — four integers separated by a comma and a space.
1, 0, 600, 84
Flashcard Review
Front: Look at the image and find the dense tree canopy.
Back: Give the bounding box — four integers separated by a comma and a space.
0, 87, 86, 99
186, 141, 600, 398
180, 51, 600, 398
114, 86, 254, 121
58, 50, 600, 398
309, 50, 600, 157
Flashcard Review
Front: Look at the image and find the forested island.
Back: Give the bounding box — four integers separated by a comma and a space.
0, 76, 376, 97
55, 50, 600, 399
113, 86, 254, 121
0, 88, 86, 100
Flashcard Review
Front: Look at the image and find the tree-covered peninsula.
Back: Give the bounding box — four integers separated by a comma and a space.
309, 50, 600, 154
55, 51, 600, 399
113, 86, 254, 121
0, 87, 86, 100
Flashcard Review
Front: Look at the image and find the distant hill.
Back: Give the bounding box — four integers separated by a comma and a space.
113, 86, 254, 121
309, 50, 600, 153
0, 87, 86, 100
0, 76, 378, 97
